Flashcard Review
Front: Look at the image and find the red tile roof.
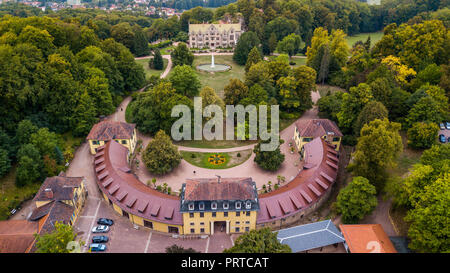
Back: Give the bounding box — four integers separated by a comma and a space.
94, 141, 183, 225
184, 178, 256, 201
295, 119, 343, 138
257, 137, 339, 224
340, 224, 398, 253
0, 220, 42, 253
86, 120, 136, 141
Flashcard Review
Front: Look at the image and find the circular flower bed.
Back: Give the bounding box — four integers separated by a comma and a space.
207, 154, 226, 165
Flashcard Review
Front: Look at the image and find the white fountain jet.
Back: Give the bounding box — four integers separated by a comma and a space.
211, 51, 215, 68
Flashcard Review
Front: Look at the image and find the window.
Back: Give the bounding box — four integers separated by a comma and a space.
212, 212, 216, 217
245, 221, 250, 225
245, 201, 251, 209
236, 212, 240, 217
235, 202, 241, 209
144, 220, 153, 229
200, 228, 205, 233
199, 202, 205, 210
200, 212, 204, 218
190, 222, 194, 226
211, 202, 217, 210
224, 212, 228, 217
190, 228, 195, 233
245, 227, 250, 232
223, 202, 229, 210
188, 203, 194, 210
189, 212, 194, 218
303, 137, 313, 142
246, 211, 251, 216
121, 140, 127, 145
333, 137, 340, 142
235, 227, 240, 232
200, 222, 205, 226
235, 221, 240, 225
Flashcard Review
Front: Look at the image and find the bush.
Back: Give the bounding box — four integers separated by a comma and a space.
237, 152, 241, 157
191, 153, 196, 158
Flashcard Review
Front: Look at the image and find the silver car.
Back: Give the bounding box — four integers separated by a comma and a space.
92, 225, 110, 233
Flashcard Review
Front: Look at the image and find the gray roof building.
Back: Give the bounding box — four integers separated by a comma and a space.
276, 220, 345, 252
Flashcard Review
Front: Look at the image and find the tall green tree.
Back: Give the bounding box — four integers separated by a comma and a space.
151, 48, 164, 70
223, 227, 291, 253
169, 65, 201, 97
407, 122, 439, 149
253, 139, 285, 171
276, 33, 303, 59
336, 176, 378, 224
349, 118, 403, 190
233, 31, 260, 65
223, 78, 249, 105
171, 42, 194, 67
142, 130, 182, 175
245, 46, 261, 73
354, 101, 389, 136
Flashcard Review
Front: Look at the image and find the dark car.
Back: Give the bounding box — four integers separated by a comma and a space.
92, 236, 109, 243
97, 218, 114, 226
439, 134, 446, 143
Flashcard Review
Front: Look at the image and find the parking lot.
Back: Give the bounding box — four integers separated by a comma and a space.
73, 197, 233, 253
438, 126, 450, 143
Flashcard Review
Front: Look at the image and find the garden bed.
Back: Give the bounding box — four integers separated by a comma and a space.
181, 149, 252, 169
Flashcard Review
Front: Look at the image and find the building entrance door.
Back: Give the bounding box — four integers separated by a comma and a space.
213, 221, 226, 234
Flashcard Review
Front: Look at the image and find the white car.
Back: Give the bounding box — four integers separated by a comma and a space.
92, 225, 110, 233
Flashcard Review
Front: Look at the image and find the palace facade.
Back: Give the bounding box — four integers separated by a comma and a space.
188, 23, 243, 49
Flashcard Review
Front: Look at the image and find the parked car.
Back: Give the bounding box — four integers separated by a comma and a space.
97, 218, 114, 226
439, 134, 446, 143
92, 236, 109, 243
448, 137, 450, 143
440, 123, 446, 130
92, 225, 109, 233
89, 243, 107, 252
446, 122, 450, 130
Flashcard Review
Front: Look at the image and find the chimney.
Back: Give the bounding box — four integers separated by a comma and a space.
44, 188, 53, 199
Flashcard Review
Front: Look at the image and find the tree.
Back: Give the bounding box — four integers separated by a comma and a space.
142, 130, 182, 175
223, 78, 249, 105
30, 128, 59, 159
0, 148, 11, 178
245, 46, 261, 72
110, 22, 135, 53
200, 86, 225, 119
267, 32, 278, 54
16, 119, 38, 145
151, 49, 164, 70
278, 65, 316, 112
405, 173, 450, 253
233, 31, 260, 65
34, 222, 79, 253
407, 122, 439, 149
406, 96, 443, 126
166, 244, 200, 253
349, 118, 403, 191
71, 90, 98, 137
171, 42, 194, 67
354, 101, 389, 136
169, 65, 201, 97
82, 67, 115, 116
129, 81, 192, 135
240, 84, 268, 106
276, 33, 302, 59
223, 227, 291, 253
336, 176, 378, 224
132, 25, 150, 57
253, 140, 285, 171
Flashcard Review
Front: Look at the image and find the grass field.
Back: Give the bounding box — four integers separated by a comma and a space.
181, 149, 252, 169
189, 55, 245, 97
345, 32, 384, 48
135, 58, 168, 79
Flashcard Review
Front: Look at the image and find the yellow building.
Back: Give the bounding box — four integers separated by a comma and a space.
31, 172, 87, 226
294, 119, 343, 152
86, 120, 137, 155
180, 177, 259, 235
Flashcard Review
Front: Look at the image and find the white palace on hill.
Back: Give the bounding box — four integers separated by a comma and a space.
188, 22, 244, 49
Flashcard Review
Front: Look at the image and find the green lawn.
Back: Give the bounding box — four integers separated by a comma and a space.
160, 46, 175, 56
345, 32, 384, 48
182, 55, 245, 97
135, 58, 168, 79
181, 149, 252, 169
268, 55, 306, 67
0, 166, 41, 220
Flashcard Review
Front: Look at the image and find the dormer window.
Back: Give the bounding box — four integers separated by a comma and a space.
245, 201, 252, 209
211, 202, 217, 210
199, 202, 205, 210
188, 203, 194, 210
223, 202, 229, 210
235, 202, 241, 210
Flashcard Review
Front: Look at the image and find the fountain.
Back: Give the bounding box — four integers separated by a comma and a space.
196, 50, 231, 72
